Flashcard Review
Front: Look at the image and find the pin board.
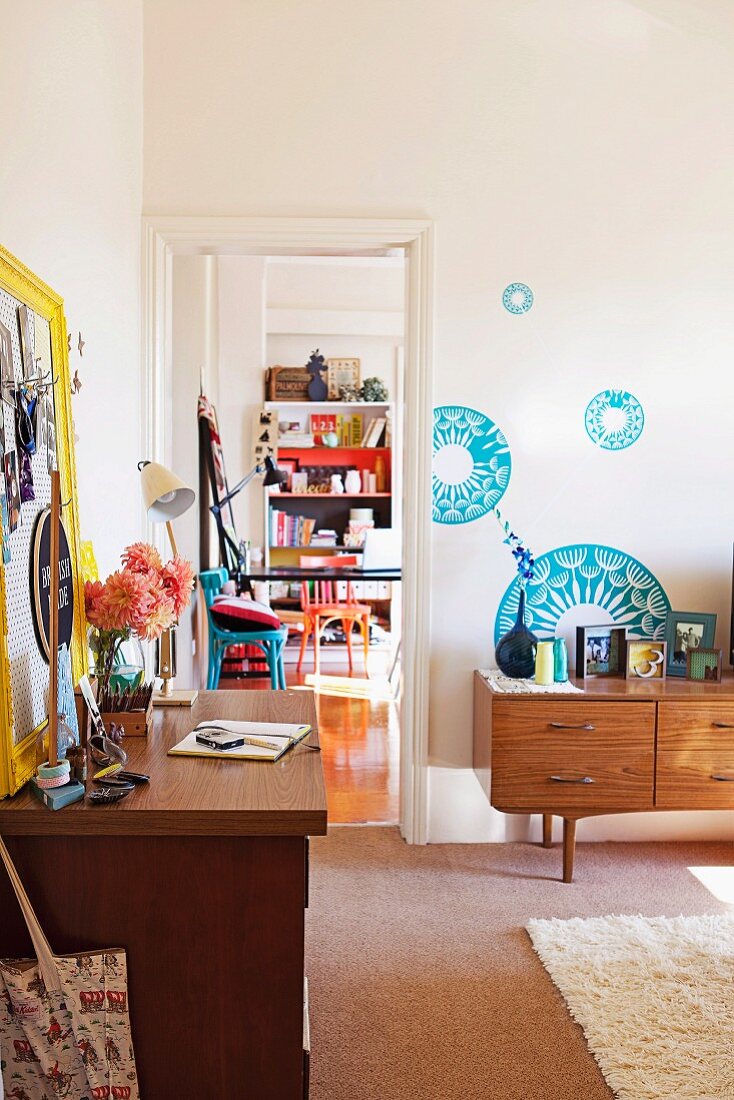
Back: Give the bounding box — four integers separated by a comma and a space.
0, 245, 86, 797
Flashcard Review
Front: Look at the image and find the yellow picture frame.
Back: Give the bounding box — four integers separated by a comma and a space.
0, 244, 87, 797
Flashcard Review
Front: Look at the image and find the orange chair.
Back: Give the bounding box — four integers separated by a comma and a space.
297, 555, 371, 676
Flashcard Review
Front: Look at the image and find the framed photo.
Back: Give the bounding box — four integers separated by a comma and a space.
291, 471, 308, 493
3, 449, 21, 532
16, 304, 34, 380
624, 638, 667, 680
576, 625, 627, 679
0, 319, 14, 397
665, 611, 717, 678
326, 358, 360, 400
45, 394, 57, 473
686, 647, 723, 683
275, 458, 298, 491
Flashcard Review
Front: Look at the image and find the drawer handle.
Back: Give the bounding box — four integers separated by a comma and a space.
549, 722, 596, 731
549, 775, 594, 784
712, 722, 734, 729
711, 774, 734, 782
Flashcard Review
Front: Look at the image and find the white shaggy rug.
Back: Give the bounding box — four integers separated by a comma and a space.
527, 913, 734, 1100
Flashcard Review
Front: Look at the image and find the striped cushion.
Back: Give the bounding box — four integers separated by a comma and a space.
210, 596, 281, 633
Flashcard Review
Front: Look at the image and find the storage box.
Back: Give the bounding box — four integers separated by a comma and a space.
100, 699, 153, 738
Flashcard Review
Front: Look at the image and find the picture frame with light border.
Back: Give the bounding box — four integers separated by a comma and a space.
326, 358, 360, 401
685, 647, 723, 684
664, 610, 717, 678
575, 625, 627, 679
623, 637, 667, 680
275, 458, 298, 492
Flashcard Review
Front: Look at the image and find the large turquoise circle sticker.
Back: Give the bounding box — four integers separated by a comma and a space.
585, 389, 644, 450
432, 406, 511, 524
494, 543, 670, 642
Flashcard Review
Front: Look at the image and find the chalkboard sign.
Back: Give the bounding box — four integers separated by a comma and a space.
30, 506, 74, 660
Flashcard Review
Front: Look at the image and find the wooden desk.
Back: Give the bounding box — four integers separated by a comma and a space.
0, 691, 327, 1099
473, 671, 734, 883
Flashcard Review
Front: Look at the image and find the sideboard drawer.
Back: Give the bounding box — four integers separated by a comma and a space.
658, 702, 734, 751
656, 750, 734, 808
491, 700, 655, 812
492, 700, 656, 752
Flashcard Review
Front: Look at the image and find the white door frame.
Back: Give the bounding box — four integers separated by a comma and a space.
141, 216, 435, 844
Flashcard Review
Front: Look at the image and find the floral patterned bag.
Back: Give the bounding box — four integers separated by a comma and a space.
0, 837, 139, 1099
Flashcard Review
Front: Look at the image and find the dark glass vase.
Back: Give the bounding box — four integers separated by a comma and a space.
495, 588, 538, 678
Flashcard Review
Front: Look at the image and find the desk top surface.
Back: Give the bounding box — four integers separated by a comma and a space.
245, 565, 401, 582
476, 669, 734, 701
0, 691, 327, 837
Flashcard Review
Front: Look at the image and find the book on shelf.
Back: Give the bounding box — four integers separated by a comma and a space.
310, 413, 337, 445
362, 417, 387, 447
270, 509, 317, 547
311, 529, 338, 546
279, 433, 314, 448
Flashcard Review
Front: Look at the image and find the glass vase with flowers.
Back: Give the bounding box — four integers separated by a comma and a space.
85, 542, 195, 696
491, 507, 538, 678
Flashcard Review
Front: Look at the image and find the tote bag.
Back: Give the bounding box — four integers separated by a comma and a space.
0, 837, 140, 1099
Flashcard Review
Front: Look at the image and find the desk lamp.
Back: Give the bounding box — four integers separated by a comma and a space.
138, 460, 197, 706
210, 455, 286, 572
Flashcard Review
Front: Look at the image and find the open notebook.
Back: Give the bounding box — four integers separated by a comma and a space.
168, 720, 313, 762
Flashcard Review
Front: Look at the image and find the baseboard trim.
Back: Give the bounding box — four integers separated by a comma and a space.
427, 767, 734, 844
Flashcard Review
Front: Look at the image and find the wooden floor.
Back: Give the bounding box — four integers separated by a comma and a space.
226, 653, 400, 824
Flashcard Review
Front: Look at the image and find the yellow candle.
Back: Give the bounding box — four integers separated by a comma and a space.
535, 640, 555, 685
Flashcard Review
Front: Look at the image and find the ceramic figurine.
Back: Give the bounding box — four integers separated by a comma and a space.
306, 349, 328, 401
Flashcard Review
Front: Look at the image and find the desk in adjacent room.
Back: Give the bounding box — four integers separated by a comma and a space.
242, 564, 402, 584
0, 690, 327, 1100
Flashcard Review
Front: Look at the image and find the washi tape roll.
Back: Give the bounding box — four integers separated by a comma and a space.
35, 772, 70, 789
38, 760, 71, 780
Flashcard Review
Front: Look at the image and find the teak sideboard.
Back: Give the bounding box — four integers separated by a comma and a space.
0, 690, 327, 1100
473, 671, 734, 882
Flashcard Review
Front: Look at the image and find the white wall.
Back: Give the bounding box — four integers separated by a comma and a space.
266, 258, 403, 405
144, 0, 734, 841
1, 0, 143, 576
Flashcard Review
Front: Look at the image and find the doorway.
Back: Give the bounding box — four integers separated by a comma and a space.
142, 217, 434, 843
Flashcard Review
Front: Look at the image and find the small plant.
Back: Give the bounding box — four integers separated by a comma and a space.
360, 377, 389, 402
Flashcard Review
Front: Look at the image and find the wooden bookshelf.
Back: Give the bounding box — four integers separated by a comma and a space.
264, 401, 395, 566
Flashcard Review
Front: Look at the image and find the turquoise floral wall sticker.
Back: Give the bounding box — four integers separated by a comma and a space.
432, 405, 511, 524
502, 283, 534, 314
585, 389, 645, 450
494, 543, 671, 643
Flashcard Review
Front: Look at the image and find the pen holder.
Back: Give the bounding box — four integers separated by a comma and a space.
100, 699, 153, 738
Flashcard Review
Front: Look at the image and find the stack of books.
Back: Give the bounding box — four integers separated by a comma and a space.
310, 529, 338, 547
270, 511, 316, 547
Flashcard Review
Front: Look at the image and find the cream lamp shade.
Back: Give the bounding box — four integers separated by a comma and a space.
139, 461, 195, 522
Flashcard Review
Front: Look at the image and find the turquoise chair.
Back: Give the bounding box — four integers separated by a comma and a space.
199, 568, 288, 690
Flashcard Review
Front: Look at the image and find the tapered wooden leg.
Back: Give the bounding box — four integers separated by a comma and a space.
562, 818, 576, 883
297, 620, 310, 672
314, 616, 321, 677
362, 614, 370, 670
344, 619, 353, 670
542, 814, 553, 849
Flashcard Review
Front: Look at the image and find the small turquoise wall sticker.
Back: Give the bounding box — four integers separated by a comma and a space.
494, 543, 670, 642
585, 389, 645, 450
502, 283, 534, 314
432, 405, 511, 524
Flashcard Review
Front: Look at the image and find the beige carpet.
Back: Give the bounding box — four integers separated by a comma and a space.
528, 913, 734, 1100
306, 827, 734, 1100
